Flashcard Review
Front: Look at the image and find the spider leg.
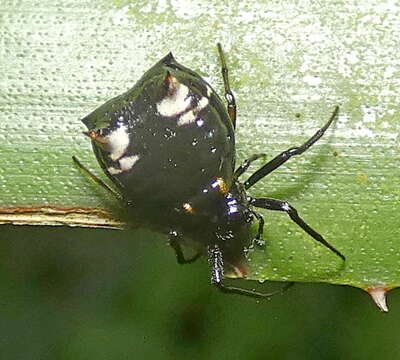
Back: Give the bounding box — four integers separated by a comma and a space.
208, 244, 294, 299
250, 197, 345, 261
72, 156, 122, 201
169, 231, 201, 265
244, 106, 339, 189
233, 153, 267, 181
250, 210, 265, 247
217, 43, 236, 128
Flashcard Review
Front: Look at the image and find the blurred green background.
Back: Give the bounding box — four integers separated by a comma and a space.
1, 225, 400, 359
1, 0, 400, 358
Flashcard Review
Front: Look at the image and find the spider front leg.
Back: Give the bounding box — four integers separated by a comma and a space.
208, 244, 294, 298
250, 197, 345, 261
244, 106, 339, 189
250, 210, 265, 248
72, 156, 123, 201
169, 231, 200, 265
217, 43, 236, 128
233, 153, 267, 181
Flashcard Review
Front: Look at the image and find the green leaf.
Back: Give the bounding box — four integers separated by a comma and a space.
1, 0, 399, 310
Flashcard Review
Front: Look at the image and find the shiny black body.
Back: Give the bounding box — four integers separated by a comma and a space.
83, 53, 235, 207
74, 44, 345, 298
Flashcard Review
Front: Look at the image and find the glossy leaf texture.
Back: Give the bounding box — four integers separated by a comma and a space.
1, 0, 399, 308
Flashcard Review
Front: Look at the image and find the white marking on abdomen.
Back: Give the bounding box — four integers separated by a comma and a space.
177, 110, 196, 126
197, 96, 209, 110
106, 124, 130, 161
177, 96, 209, 126
157, 82, 191, 117
119, 155, 140, 171
108, 166, 122, 175
107, 154, 140, 175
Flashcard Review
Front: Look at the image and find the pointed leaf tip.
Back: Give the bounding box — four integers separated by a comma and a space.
367, 286, 389, 312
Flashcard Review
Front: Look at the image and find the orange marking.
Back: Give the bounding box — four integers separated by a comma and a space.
215, 177, 228, 194
182, 202, 194, 214
165, 71, 179, 95
83, 131, 108, 145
